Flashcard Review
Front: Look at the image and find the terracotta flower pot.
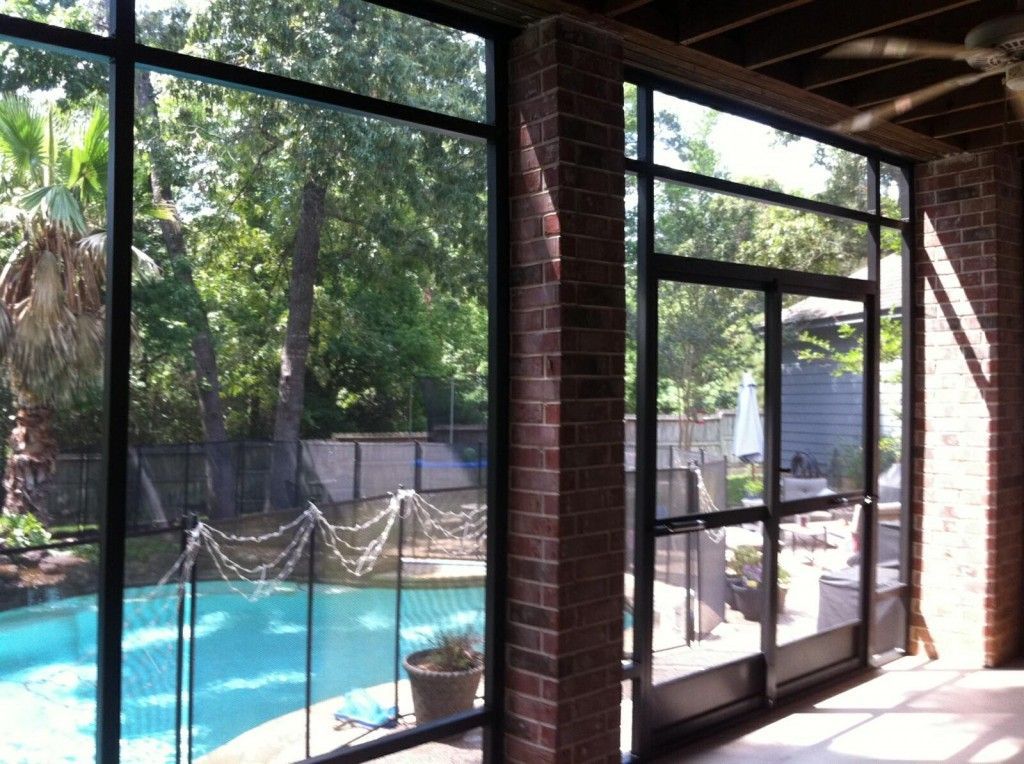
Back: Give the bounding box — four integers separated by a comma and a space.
404, 649, 484, 725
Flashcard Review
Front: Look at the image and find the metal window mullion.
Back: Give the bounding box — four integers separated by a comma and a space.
637, 160, 881, 227
0, 12, 114, 59
481, 34, 508, 764
868, 157, 881, 281
96, 0, 135, 759
651, 253, 876, 299
861, 291, 880, 664
861, 155, 882, 665
133, 45, 494, 142
631, 82, 656, 761
762, 286, 782, 704
899, 164, 915, 654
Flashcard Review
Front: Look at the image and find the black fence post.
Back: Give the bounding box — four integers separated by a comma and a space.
477, 439, 485, 515
685, 463, 699, 645
414, 441, 423, 492
133, 446, 143, 528
78, 451, 88, 529
393, 496, 405, 723
293, 440, 302, 509
353, 442, 362, 501
186, 517, 199, 764
182, 442, 191, 521
304, 516, 316, 759
234, 442, 243, 516
173, 513, 192, 764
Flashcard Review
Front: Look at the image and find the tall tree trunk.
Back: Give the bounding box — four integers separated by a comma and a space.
136, 72, 235, 520
267, 179, 326, 510
2, 402, 58, 521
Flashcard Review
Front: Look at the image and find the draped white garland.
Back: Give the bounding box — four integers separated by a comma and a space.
154, 489, 486, 601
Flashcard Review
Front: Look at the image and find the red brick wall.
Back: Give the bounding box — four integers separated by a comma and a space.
913, 148, 1024, 666
507, 15, 626, 763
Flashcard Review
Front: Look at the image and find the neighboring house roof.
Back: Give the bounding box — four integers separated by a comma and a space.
781, 253, 903, 326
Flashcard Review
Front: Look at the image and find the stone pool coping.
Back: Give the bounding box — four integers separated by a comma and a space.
199, 677, 485, 763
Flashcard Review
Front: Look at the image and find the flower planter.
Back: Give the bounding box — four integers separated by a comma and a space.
403, 649, 484, 725
728, 580, 788, 622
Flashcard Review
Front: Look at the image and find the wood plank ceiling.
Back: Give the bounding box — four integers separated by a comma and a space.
565, 0, 1024, 154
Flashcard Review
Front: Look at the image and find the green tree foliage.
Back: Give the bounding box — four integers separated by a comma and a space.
129, 0, 490, 447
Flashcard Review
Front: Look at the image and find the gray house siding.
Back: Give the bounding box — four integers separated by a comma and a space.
780, 358, 863, 475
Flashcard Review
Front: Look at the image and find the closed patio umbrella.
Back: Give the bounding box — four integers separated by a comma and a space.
732, 371, 763, 464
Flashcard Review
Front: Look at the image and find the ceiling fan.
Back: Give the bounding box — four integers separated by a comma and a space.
826, 13, 1024, 132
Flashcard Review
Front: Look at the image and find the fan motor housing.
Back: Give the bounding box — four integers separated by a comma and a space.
966, 14, 1024, 69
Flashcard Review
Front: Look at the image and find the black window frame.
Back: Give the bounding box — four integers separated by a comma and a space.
626, 66, 915, 758
0, 2, 511, 762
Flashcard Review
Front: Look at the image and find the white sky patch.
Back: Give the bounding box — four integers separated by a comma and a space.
654, 95, 838, 197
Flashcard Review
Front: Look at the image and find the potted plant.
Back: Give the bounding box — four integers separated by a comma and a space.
404, 629, 484, 725
726, 545, 790, 622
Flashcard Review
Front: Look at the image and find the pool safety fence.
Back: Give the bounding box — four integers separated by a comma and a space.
33, 438, 489, 531
128, 489, 484, 762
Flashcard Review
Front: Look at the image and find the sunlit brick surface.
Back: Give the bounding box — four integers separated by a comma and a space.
508, 16, 626, 763
913, 149, 1024, 666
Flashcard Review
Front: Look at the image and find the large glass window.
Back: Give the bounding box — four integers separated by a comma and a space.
136, 0, 488, 121
0, 41, 108, 762
0, 2, 499, 762
652, 91, 869, 212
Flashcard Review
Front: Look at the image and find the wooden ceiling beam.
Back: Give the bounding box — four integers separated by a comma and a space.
677, 0, 813, 45
427, 0, 960, 159
814, 60, 974, 109
600, 0, 654, 17
895, 77, 1007, 123
791, 1, 1016, 91
694, 0, 983, 71
606, 1, 680, 41
949, 123, 1024, 151
802, 58, 926, 92
914, 102, 1021, 138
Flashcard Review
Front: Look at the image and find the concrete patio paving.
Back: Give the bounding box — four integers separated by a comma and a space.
658, 655, 1024, 763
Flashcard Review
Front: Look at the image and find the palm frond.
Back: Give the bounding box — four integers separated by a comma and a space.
76, 231, 162, 283
71, 310, 104, 377
19, 185, 88, 235
67, 108, 109, 207
0, 303, 12, 360
8, 250, 77, 401
137, 198, 179, 225
0, 98, 45, 186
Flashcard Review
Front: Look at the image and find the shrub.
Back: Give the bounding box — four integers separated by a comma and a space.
726, 544, 790, 588
419, 630, 482, 672
0, 512, 52, 549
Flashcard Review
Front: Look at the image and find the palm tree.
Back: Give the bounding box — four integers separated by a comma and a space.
0, 97, 155, 520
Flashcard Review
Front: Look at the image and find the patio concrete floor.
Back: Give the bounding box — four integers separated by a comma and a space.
657, 655, 1024, 763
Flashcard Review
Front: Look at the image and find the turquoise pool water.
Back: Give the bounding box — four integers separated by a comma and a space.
0, 582, 485, 762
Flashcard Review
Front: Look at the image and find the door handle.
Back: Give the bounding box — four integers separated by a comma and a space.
664, 518, 706, 535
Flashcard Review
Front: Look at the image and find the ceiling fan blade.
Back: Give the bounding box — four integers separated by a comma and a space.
825, 36, 1002, 62
833, 71, 1000, 132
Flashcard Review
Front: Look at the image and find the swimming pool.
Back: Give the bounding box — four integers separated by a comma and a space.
0, 581, 485, 762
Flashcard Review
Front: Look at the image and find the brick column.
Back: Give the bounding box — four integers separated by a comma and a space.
507, 16, 626, 763
913, 148, 1024, 666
